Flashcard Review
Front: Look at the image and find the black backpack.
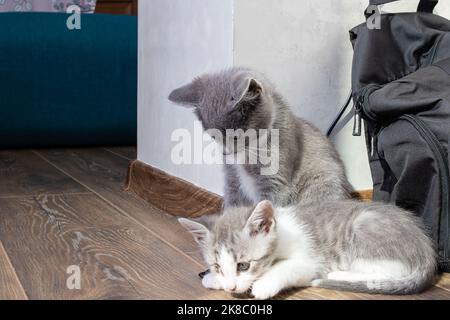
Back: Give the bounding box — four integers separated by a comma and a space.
330, 0, 450, 271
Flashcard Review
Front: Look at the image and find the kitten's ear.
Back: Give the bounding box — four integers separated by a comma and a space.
178, 218, 210, 245
234, 77, 263, 104
246, 78, 263, 97
168, 80, 203, 107
245, 200, 275, 236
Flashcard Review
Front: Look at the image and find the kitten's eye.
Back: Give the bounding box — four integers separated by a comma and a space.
212, 263, 221, 273
237, 262, 250, 272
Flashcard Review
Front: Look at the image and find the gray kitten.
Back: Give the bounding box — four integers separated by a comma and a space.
179, 200, 436, 299
169, 68, 353, 207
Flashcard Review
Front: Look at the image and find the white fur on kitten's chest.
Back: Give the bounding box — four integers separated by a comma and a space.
235, 165, 260, 203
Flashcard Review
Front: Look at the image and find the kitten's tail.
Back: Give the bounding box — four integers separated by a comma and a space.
311, 259, 437, 295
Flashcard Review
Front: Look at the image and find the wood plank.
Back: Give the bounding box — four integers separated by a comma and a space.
0, 150, 87, 198
104, 146, 137, 161
436, 273, 450, 292
0, 241, 27, 300
352, 189, 373, 202
34, 149, 204, 262
96, 0, 138, 16
0, 194, 227, 299
126, 160, 224, 217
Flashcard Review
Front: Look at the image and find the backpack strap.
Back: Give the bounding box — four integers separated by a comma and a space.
326, 91, 353, 137
368, 0, 438, 13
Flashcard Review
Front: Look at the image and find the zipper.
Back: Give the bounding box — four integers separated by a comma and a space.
400, 114, 450, 260
426, 33, 444, 67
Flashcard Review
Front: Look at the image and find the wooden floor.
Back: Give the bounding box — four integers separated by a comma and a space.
0, 147, 449, 300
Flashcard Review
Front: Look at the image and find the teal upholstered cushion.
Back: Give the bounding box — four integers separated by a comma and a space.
0, 12, 137, 148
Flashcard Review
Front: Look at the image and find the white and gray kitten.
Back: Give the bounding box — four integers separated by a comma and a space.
179, 200, 436, 299
169, 68, 353, 207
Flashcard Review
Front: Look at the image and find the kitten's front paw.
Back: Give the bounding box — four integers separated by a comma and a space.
201, 272, 222, 290
251, 278, 280, 300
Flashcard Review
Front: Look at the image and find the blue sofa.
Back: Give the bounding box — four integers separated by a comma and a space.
0, 12, 137, 148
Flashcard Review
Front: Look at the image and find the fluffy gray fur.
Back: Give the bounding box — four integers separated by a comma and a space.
180, 200, 436, 298
169, 68, 353, 207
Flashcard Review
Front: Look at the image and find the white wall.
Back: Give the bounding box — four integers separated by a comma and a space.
138, 0, 450, 194
138, 0, 233, 195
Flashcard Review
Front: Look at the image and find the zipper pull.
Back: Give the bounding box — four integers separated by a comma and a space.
370, 136, 375, 158
352, 95, 364, 136
352, 109, 362, 136
367, 126, 381, 159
